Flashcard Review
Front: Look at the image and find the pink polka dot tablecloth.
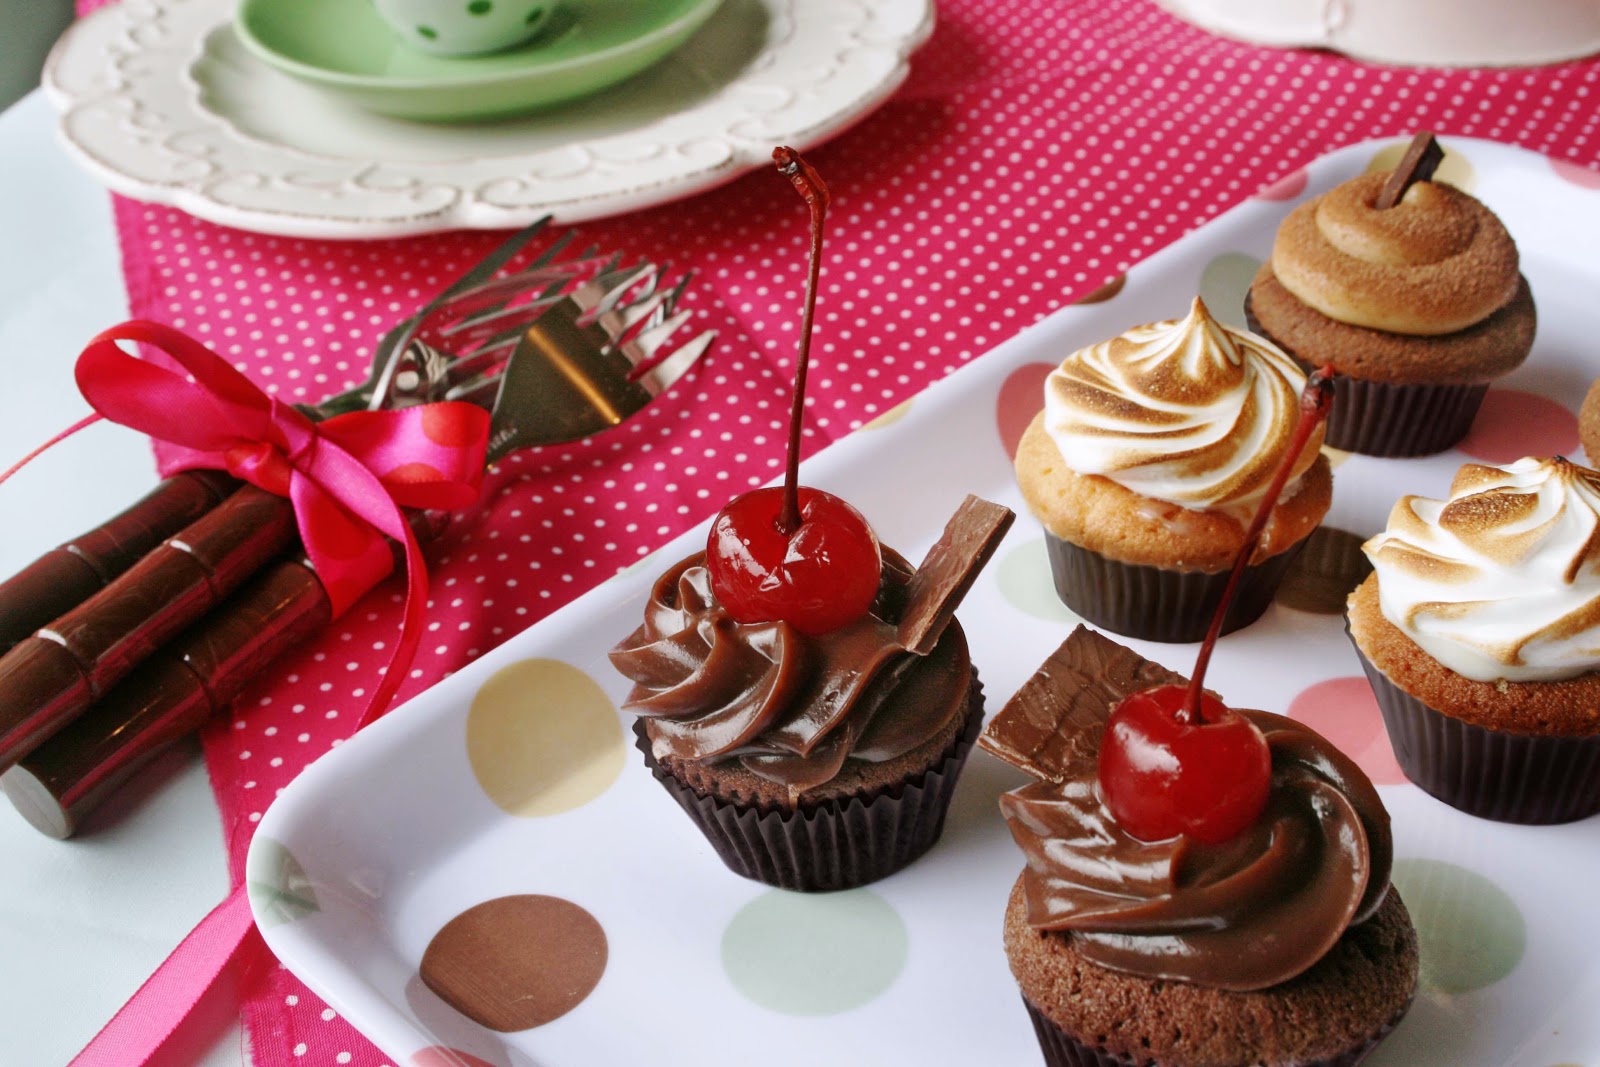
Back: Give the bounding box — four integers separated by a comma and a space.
71, 0, 1600, 1063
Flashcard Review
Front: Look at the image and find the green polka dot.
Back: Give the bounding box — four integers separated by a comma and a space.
1391, 858, 1525, 994
467, 0, 492, 13
416, 25, 438, 39
721, 889, 907, 1015
1197, 252, 1262, 328
526, 5, 546, 23
997, 537, 1079, 623
246, 838, 319, 928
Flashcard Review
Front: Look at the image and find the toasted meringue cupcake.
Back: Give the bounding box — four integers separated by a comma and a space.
1580, 379, 1600, 463
1348, 457, 1600, 823
1015, 297, 1332, 642
1246, 167, 1536, 456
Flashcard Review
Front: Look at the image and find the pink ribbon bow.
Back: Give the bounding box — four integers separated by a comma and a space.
75, 320, 491, 724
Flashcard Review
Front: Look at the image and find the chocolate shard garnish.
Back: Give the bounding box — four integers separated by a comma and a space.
1375, 131, 1445, 210
897, 496, 1014, 656
978, 626, 1186, 782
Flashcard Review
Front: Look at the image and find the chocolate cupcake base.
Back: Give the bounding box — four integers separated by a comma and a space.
1020, 997, 1404, 1067
1045, 535, 1302, 643
1351, 642, 1600, 824
632, 682, 985, 892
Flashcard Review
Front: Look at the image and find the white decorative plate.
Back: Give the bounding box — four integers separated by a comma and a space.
42, 0, 933, 239
252, 139, 1600, 1067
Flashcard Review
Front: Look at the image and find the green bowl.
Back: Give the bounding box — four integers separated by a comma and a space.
234, 0, 725, 122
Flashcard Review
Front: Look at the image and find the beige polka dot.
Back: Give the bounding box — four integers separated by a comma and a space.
861, 398, 913, 431
466, 659, 625, 817
1364, 140, 1477, 194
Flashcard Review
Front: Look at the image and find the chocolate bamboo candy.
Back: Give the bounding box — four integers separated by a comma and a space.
0, 484, 297, 774
1, 557, 330, 838
0, 470, 237, 653
0, 507, 449, 836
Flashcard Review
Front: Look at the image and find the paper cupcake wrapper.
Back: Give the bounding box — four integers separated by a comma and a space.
1044, 535, 1302, 643
1319, 374, 1487, 457
1020, 995, 1403, 1067
1243, 302, 1489, 457
1351, 641, 1600, 824
632, 679, 984, 892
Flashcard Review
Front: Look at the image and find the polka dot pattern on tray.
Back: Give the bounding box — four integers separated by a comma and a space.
69, 0, 1600, 1060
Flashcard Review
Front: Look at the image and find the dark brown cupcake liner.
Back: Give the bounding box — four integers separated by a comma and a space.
1307, 371, 1487, 458
1020, 995, 1404, 1067
1244, 299, 1488, 457
632, 677, 984, 892
1044, 534, 1303, 643
1350, 638, 1600, 824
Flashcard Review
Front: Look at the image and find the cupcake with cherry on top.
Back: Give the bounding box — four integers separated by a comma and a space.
985, 369, 1419, 1067
610, 148, 1014, 892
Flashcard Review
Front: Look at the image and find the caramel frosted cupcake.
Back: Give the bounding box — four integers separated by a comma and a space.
1247, 165, 1535, 456
1015, 297, 1332, 642
984, 628, 1418, 1067
1349, 457, 1600, 823
610, 499, 1012, 891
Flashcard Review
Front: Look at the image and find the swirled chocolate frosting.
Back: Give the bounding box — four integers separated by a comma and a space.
982, 627, 1393, 991
609, 550, 971, 797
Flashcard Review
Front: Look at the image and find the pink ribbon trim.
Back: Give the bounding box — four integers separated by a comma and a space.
69, 886, 256, 1067
74, 320, 490, 725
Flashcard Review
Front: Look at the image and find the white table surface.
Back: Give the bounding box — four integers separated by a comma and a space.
0, 90, 246, 1067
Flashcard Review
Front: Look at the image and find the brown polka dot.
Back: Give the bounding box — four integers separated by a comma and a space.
1075, 274, 1126, 304
422, 404, 486, 448
1275, 526, 1372, 615
420, 895, 608, 1032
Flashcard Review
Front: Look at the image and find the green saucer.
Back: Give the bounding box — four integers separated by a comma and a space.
234, 0, 725, 122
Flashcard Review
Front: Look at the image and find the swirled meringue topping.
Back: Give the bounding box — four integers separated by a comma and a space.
1043, 298, 1319, 511
1364, 457, 1600, 683
1272, 172, 1520, 335
984, 627, 1392, 992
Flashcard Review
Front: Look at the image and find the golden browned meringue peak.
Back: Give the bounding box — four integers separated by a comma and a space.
1272, 172, 1520, 336
1042, 297, 1319, 511
1363, 457, 1600, 682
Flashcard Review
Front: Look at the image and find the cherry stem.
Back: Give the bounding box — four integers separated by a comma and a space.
1179, 365, 1337, 724
774, 147, 831, 536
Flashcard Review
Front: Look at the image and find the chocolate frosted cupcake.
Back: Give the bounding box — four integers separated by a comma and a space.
1247, 138, 1535, 456
1349, 457, 1600, 823
611, 497, 1012, 891
1014, 297, 1332, 642
983, 628, 1418, 1067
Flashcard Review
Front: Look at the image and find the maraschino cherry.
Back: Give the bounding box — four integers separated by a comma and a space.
1096, 367, 1337, 845
703, 148, 882, 636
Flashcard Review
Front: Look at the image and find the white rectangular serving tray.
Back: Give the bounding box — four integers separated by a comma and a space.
254, 138, 1600, 1067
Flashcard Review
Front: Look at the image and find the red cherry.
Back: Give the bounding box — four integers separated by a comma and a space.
1096, 684, 1271, 845
705, 485, 882, 635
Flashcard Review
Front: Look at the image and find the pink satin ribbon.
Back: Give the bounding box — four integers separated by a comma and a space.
75, 320, 490, 725
5, 320, 494, 1065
